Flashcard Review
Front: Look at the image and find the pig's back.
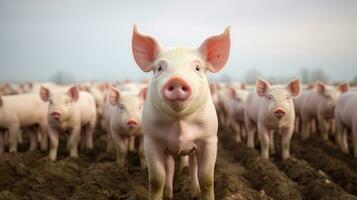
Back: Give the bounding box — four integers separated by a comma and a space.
2, 93, 47, 127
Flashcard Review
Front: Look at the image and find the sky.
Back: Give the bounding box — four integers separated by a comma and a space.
0, 0, 356, 83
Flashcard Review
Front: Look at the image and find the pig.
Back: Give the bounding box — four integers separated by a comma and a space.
0, 93, 49, 155
131, 25, 230, 199
40, 85, 97, 161
245, 77, 301, 160
225, 87, 250, 142
334, 86, 357, 157
300, 81, 348, 140
104, 86, 147, 168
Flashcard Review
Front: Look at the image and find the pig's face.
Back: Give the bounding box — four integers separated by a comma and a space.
149, 49, 210, 116
316, 82, 350, 115
257, 78, 301, 119
40, 86, 79, 122
109, 86, 146, 131
132, 25, 230, 117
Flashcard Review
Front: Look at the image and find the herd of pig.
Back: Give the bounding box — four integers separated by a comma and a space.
0, 26, 356, 200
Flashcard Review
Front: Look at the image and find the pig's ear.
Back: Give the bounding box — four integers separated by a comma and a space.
287, 78, 301, 97
339, 82, 350, 93
40, 86, 50, 102
209, 83, 217, 95
139, 87, 148, 101
68, 86, 79, 102
199, 26, 231, 73
316, 81, 325, 95
109, 86, 120, 105
132, 25, 161, 72
0, 96, 3, 107
256, 77, 270, 97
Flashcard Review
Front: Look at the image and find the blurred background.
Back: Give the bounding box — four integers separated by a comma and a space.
0, 0, 356, 84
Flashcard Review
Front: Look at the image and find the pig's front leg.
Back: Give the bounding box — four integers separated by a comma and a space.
246, 118, 256, 148
258, 125, 270, 159
138, 135, 147, 169
114, 135, 128, 168
144, 136, 166, 200
197, 137, 217, 200
67, 126, 81, 158
189, 152, 200, 198
269, 130, 275, 155
39, 124, 48, 151
48, 128, 59, 161
8, 124, 20, 153
281, 127, 293, 160
164, 154, 175, 199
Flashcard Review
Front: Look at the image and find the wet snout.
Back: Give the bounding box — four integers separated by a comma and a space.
273, 107, 286, 119
50, 111, 61, 120
126, 119, 139, 128
162, 77, 192, 102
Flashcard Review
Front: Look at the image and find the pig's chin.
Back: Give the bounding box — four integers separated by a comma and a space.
166, 100, 190, 112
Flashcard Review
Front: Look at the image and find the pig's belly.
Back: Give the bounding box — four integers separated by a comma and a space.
166, 140, 196, 156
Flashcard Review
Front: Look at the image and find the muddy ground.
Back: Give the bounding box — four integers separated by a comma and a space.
0, 128, 357, 200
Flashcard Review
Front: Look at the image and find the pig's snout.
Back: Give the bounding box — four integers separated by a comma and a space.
163, 77, 192, 101
51, 111, 61, 120
127, 119, 138, 128
273, 108, 286, 119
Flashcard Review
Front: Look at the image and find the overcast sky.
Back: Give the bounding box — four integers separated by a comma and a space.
0, 0, 356, 82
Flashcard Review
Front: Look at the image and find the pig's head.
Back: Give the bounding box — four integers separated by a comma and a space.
40, 85, 80, 122
132, 25, 230, 117
109, 86, 147, 131
316, 81, 349, 115
256, 78, 301, 120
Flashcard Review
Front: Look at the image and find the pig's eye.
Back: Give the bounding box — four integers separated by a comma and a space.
195, 65, 201, 72
49, 100, 53, 104
286, 95, 290, 100
158, 65, 163, 72
266, 95, 272, 101
119, 104, 125, 110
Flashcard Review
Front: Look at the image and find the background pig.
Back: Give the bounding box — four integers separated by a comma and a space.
245, 77, 301, 160
132, 25, 230, 199
334, 87, 357, 157
40, 85, 97, 161
300, 81, 349, 140
104, 86, 146, 168
0, 93, 49, 155
225, 87, 250, 142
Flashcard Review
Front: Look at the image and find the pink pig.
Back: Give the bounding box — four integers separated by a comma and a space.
300, 81, 348, 140
132, 25, 230, 199
104, 86, 147, 168
0, 94, 49, 155
334, 85, 357, 157
245, 77, 301, 160
40, 86, 97, 161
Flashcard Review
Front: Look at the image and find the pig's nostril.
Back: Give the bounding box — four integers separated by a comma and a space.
182, 86, 188, 91
168, 86, 174, 91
